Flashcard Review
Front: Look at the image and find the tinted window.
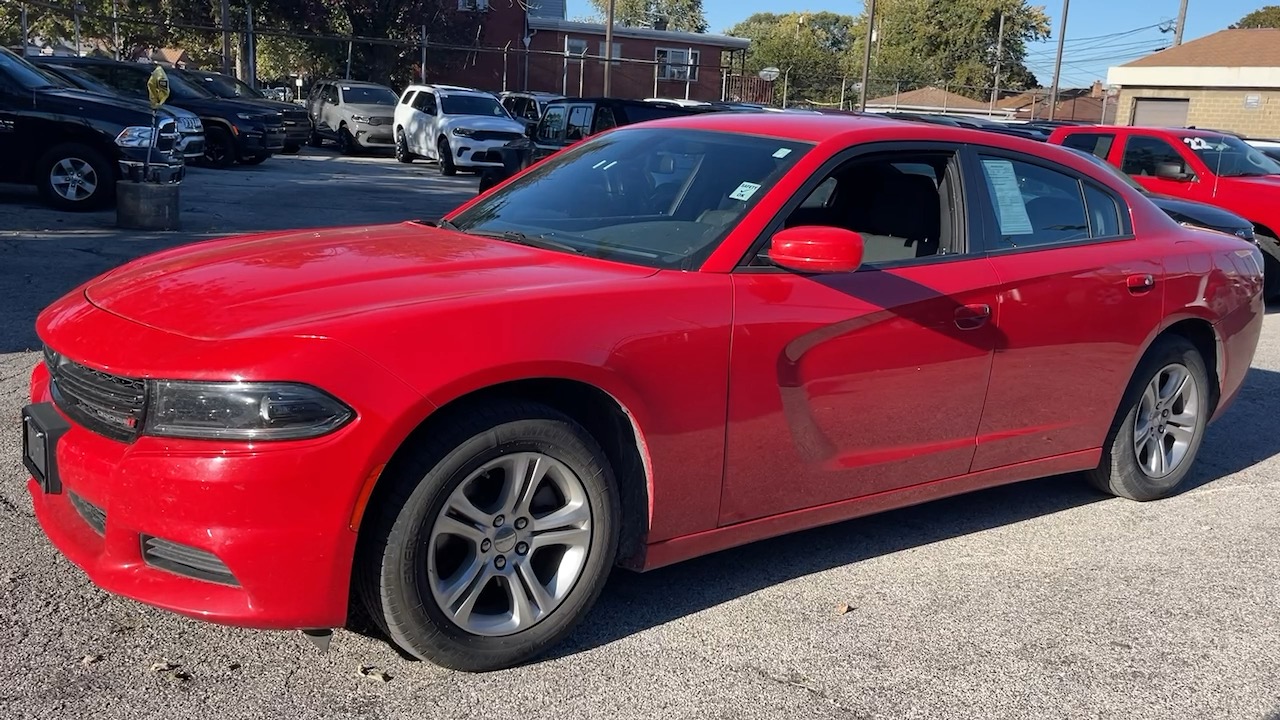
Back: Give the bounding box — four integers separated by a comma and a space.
593, 106, 617, 133
1121, 136, 1189, 177
978, 156, 1090, 248
448, 128, 810, 270
566, 106, 591, 140
536, 106, 565, 143
0, 48, 60, 90
624, 105, 693, 124
323, 86, 338, 104
440, 94, 505, 117
341, 86, 396, 105
1082, 183, 1123, 238
1061, 132, 1115, 159
411, 91, 436, 114
1174, 133, 1280, 177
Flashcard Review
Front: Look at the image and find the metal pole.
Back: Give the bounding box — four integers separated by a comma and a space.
653, 62, 658, 97
1048, 0, 1069, 121
112, 0, 120, 60
345, 39, 353, 79
1100, 90, 1109, 125
74, 4, 82, 56
579, 52, 585, 96
246, 3, 256, 87
562, 35, 569, 95
858, 0, 878, 111
990, 11, 1005, 114
839, 76, 847, 110
685, 47, 693, 101
502, 43, 509, 91
602, 0, 616, 96
421, 26, 428, 82
20, 4, 28, 57
221, 0, 232, 76
1174, 0, 1189, 45
721, 68, 728, 101
782, 68, 789, 108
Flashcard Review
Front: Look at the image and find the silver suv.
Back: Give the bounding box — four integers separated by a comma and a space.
305, 79, 399, 154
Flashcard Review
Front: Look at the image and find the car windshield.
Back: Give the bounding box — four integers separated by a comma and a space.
165, 71, 217, 100
441, 94, 507, 117
0, 48, 61, 90
1177, 134, 1280, 177
193, 72, 263, 99
342, 86, 397, 105
446, 127, 811, 270
49, 65, 117, 95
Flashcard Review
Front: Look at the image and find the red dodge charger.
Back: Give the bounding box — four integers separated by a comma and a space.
22, 112, 1265, 671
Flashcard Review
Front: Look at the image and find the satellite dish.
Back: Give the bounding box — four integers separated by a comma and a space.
759, 66, 781, 82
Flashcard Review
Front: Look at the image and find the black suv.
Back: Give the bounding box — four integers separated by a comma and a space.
177, 69, 309, 153
35, 56, 286, 168
0, 48, 182, 210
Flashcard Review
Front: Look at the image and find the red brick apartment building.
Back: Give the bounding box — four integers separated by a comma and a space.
443, 0, 750, 101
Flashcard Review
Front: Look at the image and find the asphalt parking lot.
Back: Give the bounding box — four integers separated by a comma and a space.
1, 150, 1278, 720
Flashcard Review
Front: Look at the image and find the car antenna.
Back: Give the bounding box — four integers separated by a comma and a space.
1213, 135, 1225, 199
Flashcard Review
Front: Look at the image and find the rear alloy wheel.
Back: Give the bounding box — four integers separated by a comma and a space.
395, 129, 414, 164
356, 402, 618, 671
36, 143, 113, 211
438, 137, 457, 176
338, 125, 357, 155
1087, 335, 1210, 501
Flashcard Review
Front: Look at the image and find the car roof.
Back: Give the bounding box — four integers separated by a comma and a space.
404, 83, 485, 94
321, 79, 392, 88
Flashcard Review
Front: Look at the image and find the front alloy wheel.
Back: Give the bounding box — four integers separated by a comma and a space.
356, 401, 619, 671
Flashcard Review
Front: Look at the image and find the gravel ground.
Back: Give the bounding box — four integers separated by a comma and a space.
1, 152, 1278, 719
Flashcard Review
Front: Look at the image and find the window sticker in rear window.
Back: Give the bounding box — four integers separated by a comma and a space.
980, 159, 1034, 235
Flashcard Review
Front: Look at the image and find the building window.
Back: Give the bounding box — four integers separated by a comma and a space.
598, 41, 621, 65
656, 48, 699, 82
457, 0, 488, 10
566, 38, 589, 56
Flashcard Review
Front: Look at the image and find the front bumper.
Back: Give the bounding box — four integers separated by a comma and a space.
281, 116, 310, 146
233, 123, 287, 157
177, 131, 205, 159
453, 137, 527, 168
353, 124, 394, 148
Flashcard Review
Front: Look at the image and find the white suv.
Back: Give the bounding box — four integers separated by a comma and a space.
393, 84, 527, 175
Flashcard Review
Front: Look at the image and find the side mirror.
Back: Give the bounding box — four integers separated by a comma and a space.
1155, 162, 1191, 181
768, 226, 864, 274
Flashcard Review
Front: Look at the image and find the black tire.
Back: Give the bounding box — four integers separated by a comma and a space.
280, 144, 302, 155
338, 125, 357, 155
240, 154, 270, 166
355, 401, 619, 672
35, 142, 115, 211
438, 137, 457, 176
1086, 335, 1211, 501
395, 129, 414, 164
1262, 249, 1280, 302
308, 129, 324, 148
202, 127, 236, 169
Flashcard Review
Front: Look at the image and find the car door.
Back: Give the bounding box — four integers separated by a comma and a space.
532, 105, 567, 160
966, 145, 1164, 472
0, 74, 26, 183
720, 142, 1002, 525
305, 83, 324, 129
408, 90, 437, 155
1116, 133, 1204, 199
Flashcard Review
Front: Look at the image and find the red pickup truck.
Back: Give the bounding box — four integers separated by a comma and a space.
1049, 125, 1280, 299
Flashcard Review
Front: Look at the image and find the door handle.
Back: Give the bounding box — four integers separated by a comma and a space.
1126, 274, 1156, 294
954, 303, 991, 330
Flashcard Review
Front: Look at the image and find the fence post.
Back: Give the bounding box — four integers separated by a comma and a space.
578, 51, 585, 96
894, 81, 900, 110
839, 76, 847, 110
943, 82, 949, 112
73, 3, 82, 56
112, 0, 120, 60
19, 4, 28, 57
653, 61, 658, 97
421, 26, 428, 83
721, 68, 728, 102
562, 35, 569, 96
221, 0, 232, 75
782, 67, 789, 108
685, 47, 693, 101
502, 42, 509, 91
345, 39, 353, 79
245, 2, 256, 88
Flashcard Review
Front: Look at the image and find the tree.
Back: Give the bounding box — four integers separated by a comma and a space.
726, 11, 861, 104
1231, 5, 1280, 28
587, 0, 708, 33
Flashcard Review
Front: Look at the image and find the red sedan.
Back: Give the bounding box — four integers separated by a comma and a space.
22, 113, 1265, 671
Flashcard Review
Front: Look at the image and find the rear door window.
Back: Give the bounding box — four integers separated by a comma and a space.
1061, 132, 1115, 160
1121, 135, 1191, 177
537, 106, 566, 143
566, 105, 592, 141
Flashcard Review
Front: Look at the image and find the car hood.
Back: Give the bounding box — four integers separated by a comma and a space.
1226, 174, 1280, 189
442, 114, 526, 134
83, 222, 656, 341
232, 97, 304, 114
345, 103, 396, 117
37, 86, 154, 120
1148, 194, 1250, 229
172, 96, 278, 117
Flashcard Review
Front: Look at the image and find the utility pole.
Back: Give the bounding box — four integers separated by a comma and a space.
221, 0, 232, 76
1048, 0, 1069, 121
421, 26, 428, 83
73, 3, 82, 55
602, 0, 616, 95
20, 4, 28, 57
990, 11, 1005, 114
858, 0, 878, 111
112, 0, 120, 60
1174, 0, 1189, 45
245, 2, 256, 87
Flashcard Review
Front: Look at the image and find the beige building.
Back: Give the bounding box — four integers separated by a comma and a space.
1107, 28, 1280, 137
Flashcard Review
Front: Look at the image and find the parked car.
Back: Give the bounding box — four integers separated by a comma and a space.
177, 69, 308, 154
34, 56, 285, 168
305, 79, 399, 154
1245, 137, 1280, 162
34, 62, 205, 162
23, 113, 1264, 673
1050, 125, 1280, 299
498, 90, 564, 134
393, 84, 527, 175
1066, 146, 1258, 240
475, 97, 726, 191
0, 48, 183, 210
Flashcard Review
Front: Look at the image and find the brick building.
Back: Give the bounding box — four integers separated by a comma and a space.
1107, 28, 1280, 136
442, 0, 749, 102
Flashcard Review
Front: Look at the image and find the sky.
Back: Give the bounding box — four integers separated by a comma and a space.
564, 0, 1269, 88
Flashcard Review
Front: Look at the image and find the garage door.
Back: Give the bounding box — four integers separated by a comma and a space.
1131, 98, 1190, 127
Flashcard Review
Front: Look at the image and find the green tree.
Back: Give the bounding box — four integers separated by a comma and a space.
587, 0, 708, 33
726, 11, 861, 105
1231, 5, 1280, 28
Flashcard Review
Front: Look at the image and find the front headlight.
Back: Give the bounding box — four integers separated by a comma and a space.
350, 114, 368, 123
452, 127, 476, 137
145, 380, 353, 441
236, 112, 263, 121
115, 126, 156, 147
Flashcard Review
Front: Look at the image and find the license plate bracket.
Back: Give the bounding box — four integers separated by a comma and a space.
22, 402, 70, 494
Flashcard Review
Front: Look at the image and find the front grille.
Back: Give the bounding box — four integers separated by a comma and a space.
470, 130, 523, 143
177, 116, 202, 131
141, 536, 239, 586
69, 492, 106, 535
366, 116, 393, 126
46, 346, 146, 443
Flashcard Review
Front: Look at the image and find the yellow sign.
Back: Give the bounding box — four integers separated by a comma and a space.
147, 66, 170, 108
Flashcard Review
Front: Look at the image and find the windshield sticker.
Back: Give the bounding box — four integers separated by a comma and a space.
980, 159, 1034, 235
729, 181, 762, 201
1183, 137, 1213, 151
772, 148, 793, 158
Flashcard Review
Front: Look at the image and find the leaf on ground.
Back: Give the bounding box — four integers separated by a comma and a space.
836, 603, 854, 615
164, 669, 192, 682
357, 664, 393, 683
81, 654, 104, 666
149, 661, 179, 673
